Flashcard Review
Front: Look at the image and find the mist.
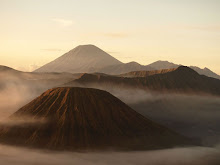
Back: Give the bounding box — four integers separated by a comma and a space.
1, 81, 220, 146
0, 144, 219, 165
0, 80, 220, 164
66, 83, 220, 146
107, 87, 220, 146
0, 70, 77, 119
0, 85, 38, 119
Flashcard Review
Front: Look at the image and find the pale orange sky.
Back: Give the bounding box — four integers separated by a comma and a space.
0, 0, 220, 74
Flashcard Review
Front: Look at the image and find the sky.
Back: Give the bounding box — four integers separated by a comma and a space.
0, 0, 220, 74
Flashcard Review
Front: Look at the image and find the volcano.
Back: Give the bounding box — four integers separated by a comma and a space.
0, 87, 193, 150
34, 45, 122, 73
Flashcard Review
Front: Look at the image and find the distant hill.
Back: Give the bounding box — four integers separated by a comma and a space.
65, 66, 220, 96
0, 87, 193, 150
190, 66, 220, 80
146, 60, 179, 70
0, 65, 77, 93
98, 61, 154, 75
146, 61, 220, 80
34, 45, 122, 73
0, 65, 19, 72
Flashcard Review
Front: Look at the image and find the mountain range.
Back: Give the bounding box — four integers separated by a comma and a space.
65, 66, 220, 96
34, 45, 220, 79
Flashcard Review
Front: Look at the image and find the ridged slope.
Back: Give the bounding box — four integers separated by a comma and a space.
0, 87, 192, 150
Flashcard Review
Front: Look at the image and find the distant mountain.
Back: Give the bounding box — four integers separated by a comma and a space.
190, 66, 220, 80
33, 45, 220, 79
34, 45, 122, 73
146, 61, 220, 80
98, 61, 154, 75
66, 66, 220, 96
0, 65, 19, 72
146, 60, 179, 70
0, 87, 193, 150
0, 65, 77, 93
99, 60, 220, 79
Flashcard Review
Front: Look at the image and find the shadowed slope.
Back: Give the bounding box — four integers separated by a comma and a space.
0, 87, 193, 150
120, 68, 178, 77
0, 65, 19, 72
66, 66, 220, 96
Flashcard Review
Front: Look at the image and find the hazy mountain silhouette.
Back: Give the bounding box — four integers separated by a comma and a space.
190, 66, 220, 80
146, 61, 220, 79
0, 65, 19, 73
0, 87, 193, 150
146, 60, 179, 70
98, 61, 154, 75
0, 65, 78, 93
66, 66, 220, 96
34, 45, 122, 73
33, 45, 220, 79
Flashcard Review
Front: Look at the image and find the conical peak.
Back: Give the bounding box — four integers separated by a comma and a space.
69, 44, 105, 55
126, 61, 141, 66
2, 86, 194, 150
14, 87, 120, 118
34, 44, 122, 73
77, 44, 99, 48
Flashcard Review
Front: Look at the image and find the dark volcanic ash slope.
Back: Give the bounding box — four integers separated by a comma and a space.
0, 87, 192, 151
66, 66, 220, 96
120, 68, 178, 77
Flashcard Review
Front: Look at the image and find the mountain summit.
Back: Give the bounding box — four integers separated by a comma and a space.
0, 87, 193, 150
34, 45, 122, 73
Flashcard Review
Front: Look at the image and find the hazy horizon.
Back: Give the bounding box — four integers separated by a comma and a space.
0, 0, 220, 74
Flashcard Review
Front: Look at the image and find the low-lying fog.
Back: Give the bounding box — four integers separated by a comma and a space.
0, 84, 41, 119
0, 144, 219, 165
110, 88, 220, 146
0, 83, 220, 164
